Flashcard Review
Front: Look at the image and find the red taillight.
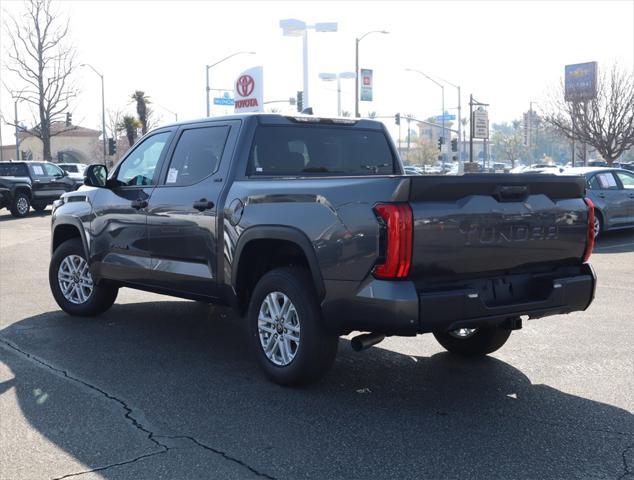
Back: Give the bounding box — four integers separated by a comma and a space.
583, 197, 595, 262
373, 203, 413, 279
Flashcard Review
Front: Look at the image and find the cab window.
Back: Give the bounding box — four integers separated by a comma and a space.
164, 126, 229, 186
588, 172, 619, 190
43, 163, 64, 177
615, 171, 634, 189
114, 132, 170, 187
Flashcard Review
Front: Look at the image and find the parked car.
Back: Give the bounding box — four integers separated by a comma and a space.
565, 167, 634, 237
526, 163, 564, 174
587, 160, 608, 167
58, 163, 88, 188
0, 161, 77, 217
403, 165, 421, 175
49, 114, 596, 385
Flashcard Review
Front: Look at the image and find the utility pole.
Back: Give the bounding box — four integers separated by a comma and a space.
469, 94, 473, 164
14, 99, 19, 161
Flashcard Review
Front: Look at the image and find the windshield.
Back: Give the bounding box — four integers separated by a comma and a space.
60, 165, 78, 173
248, 126, 397, 176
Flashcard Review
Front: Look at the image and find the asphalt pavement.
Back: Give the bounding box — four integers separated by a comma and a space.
1, 208, 633, 480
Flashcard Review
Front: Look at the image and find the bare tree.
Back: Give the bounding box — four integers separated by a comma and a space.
543, 64, 634, 165
4, 0, 78, 161
106, 108, 123, 141
491, 121, 525, 168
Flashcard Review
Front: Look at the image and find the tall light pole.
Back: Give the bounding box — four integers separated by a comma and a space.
405, 68, 445, 164
354, 30, 388, 118
428, 74, 462, 170
206, 51, 255, 117
80, 64, 106, 159
11, 92, 26, 161
280, 19, 338, 112
318, 71, 356, 116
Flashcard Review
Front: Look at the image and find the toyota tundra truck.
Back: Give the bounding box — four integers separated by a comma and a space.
48, 114, 596, 385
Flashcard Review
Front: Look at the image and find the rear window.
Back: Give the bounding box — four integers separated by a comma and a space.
0, 163, 29, 176
248, 126, 396, 176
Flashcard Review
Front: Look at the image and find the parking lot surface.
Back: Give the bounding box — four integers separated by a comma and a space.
1, 209, 633, 480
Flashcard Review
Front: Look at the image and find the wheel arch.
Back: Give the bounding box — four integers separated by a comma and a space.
232, 226, 325, 314
52, 218, 89, 259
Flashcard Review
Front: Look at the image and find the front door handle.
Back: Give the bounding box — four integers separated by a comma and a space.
193, 199, 214, 211
131, 199, 148, 210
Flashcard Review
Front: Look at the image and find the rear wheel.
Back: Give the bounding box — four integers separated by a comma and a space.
49, 238, 118, 316
593, 211, 603, 238
10, 192, 30, 217
248, 267, 338, 386
434, 326, 512, 356
32, 203, 47, 212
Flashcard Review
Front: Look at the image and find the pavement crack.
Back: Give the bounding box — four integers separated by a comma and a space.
0, 339, 169, 474
1, 338, 277, 480
156, 435, 278, 480
50, 450, 166, 480
618, 444, 634, 479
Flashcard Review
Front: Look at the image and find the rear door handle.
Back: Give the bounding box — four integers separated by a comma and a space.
193, 199, 214, 211
130, 199, 148, 210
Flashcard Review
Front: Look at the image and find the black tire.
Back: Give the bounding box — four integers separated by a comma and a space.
32, 203, 47, 212
247, 267, 338, 386
49, 238, 118, 316
433, 326, 512, 356
10, 191, 30, 217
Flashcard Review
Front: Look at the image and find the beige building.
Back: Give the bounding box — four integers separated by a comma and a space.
15, 121, 102, 164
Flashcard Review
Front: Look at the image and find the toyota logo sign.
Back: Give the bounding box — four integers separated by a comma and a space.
236, 75, 255, 97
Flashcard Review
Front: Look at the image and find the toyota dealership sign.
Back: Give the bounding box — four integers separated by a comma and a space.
234, 66, 263, 113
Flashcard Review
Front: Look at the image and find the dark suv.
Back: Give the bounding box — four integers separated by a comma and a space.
49, 114, 596, 385
0, 161, 77, 217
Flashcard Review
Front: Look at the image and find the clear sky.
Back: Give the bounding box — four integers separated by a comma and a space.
1, 0, 633, 144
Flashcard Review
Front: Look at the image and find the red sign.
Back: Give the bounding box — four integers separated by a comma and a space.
236, 75, 255, 97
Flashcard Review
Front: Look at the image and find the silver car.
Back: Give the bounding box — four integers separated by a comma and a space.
567, 167, 634, 237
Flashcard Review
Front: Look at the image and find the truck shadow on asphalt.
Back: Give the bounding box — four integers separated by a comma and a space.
1, 301, 632, 479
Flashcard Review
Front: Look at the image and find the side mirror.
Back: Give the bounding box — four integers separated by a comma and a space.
84, 164, 108, 188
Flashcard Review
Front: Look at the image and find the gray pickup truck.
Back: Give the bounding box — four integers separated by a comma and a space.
48, 114, 596, 385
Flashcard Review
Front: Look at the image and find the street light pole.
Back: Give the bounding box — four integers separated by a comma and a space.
319, 72, 355, 116
205, 51, 256, 117
280, 19, 338, 112
354, 30, 388, 118
14, 99, 19, 161
80, 64, 106, 159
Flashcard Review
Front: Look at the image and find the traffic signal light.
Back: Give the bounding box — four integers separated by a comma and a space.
451, 138, 458, 152
108, 137, 117, 156
65, 112, 72, 126
437, 137, 444, 150
394, 113, 400, 126
297, 91, 303, 112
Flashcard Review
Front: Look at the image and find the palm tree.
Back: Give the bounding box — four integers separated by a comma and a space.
131, 91, 151, 134
118, 115, 141, 147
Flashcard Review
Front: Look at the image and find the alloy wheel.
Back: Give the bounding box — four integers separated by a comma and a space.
258, 291, 300, 366
58, 255, 94, 304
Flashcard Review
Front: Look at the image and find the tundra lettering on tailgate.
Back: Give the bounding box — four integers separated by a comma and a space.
459, 224, 559, 245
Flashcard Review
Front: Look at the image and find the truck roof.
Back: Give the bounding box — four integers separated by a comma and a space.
159, 113, 385, 130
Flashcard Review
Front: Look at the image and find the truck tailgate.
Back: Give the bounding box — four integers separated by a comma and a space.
407, 174, 590, 281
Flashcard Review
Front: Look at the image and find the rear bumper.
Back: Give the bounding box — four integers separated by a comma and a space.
321, 264, 596, 336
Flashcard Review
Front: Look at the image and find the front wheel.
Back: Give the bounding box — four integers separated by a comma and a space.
49, 238, 118, 316
433, 326, 512, 356
248, 267, 338, 386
